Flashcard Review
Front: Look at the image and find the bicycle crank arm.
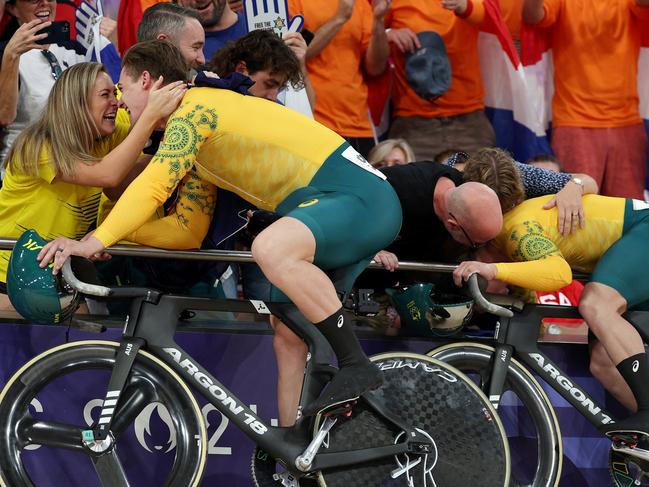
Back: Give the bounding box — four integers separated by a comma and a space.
295, 416, 337, 471
311, 442, 414, 471
612, 443, 649, 462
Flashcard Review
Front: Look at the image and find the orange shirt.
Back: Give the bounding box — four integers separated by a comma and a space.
288, 0, 374, 137
385, 0, 486, 119
499, 0, 522, 41
535, 0, 649, 128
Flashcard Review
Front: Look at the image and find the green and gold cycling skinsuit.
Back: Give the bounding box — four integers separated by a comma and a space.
93, 87, 402, 293
492, 194, 649, 307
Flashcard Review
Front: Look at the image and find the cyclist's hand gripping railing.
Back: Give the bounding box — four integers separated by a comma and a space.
466, 274, 514, 318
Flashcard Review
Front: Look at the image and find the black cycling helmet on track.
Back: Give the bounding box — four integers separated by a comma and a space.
7, 229, 82, 325
386, 283, 474, 338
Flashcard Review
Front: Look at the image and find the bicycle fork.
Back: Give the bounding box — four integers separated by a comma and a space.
81, 337, 145, 445
487, 345, 514, 410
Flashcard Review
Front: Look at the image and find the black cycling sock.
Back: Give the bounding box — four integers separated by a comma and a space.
617, 353, 649, 411
315, 307, 368, 369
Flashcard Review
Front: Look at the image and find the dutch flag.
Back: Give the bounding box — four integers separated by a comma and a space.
481, 0, 649, 189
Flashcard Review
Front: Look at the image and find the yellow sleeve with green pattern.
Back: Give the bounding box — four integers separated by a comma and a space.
123, 172, 216, 249
93, 102, 218, 248
494, 220, 573, 291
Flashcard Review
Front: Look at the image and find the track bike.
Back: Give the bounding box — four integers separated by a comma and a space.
0, 260, 512, 486
429, 279, 649, 487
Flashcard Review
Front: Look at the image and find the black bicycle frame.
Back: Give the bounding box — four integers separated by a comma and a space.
487, 304, 649, 430
93, 292, 421, 473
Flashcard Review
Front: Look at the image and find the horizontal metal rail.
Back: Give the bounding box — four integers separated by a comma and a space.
0, 237, 590, 279
0, 238, 456, 273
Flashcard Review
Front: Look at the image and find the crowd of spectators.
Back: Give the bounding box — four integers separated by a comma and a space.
0, 0, 648, 305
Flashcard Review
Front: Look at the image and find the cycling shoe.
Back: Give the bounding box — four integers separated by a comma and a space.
302, 362, 383, 417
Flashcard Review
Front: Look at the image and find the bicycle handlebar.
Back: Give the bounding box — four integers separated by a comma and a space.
62, 259, 111, 297
61, 257, 514, 319
467, 274, 514, 318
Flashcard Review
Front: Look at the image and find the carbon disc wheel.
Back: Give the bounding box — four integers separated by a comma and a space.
428, 342, 563, 487
315, 352, 511, 487
0, 340, 207, 487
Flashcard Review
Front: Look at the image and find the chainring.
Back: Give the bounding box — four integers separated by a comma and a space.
610, 447, 649, 487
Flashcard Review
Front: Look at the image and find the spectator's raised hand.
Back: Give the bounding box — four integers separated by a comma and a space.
140, 77, 188, 123
441, 0, 468, 14
283, 32, 307, 68
5, 19, 50, 58
336, 0, 355, 21
372, 0, 392, 19
386, 27, 420, 54
99, 16, 118, 47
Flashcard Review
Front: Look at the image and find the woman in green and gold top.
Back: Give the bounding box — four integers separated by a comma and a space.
0, 61, 187, 310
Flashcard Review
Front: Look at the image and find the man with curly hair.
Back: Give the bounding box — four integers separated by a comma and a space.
208, 28, 314, 108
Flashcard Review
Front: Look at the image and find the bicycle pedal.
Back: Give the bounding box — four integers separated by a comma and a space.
271, 471, 299, 487
322, 400, 357, 418
608, 432, 641, 448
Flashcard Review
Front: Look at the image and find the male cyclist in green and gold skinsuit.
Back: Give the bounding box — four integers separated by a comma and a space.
37, 40, 403, 415
454, 194, 649, 436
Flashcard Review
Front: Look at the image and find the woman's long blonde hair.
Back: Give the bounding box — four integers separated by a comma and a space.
4, 62, 109, 178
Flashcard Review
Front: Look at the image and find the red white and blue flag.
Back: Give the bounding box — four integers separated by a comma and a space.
478, 0, 552, 162
480, 0, 649, 185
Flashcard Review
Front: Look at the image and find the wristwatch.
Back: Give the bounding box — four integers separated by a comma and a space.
570, 177, 584, 192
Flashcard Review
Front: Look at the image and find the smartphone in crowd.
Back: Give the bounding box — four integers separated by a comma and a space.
36, 21, 71, 45
301, 28, 314, 46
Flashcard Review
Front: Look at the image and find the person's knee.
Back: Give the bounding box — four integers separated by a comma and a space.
251, 232, 277, 270
579, 284, 626, 327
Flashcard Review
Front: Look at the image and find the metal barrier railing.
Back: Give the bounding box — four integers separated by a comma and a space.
0, 237, 590, 280
0, 238, 457, 273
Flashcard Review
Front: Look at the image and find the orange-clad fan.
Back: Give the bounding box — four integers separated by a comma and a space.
288, 0, 390, 158
385, 0, 496, 160
498, 0, 522, 41
523, 0, 649, 199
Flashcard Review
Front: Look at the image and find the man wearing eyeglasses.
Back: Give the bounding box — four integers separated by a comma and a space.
374, 161, 503, 274
0, 0, 114, 179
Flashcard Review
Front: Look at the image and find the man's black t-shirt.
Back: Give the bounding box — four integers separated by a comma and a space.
381, 162, 465, 263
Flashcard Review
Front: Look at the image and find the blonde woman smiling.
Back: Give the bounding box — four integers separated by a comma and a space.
0, 61, 187, 309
